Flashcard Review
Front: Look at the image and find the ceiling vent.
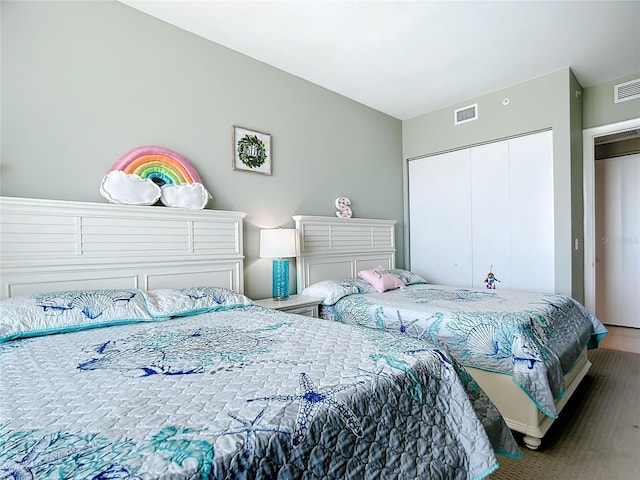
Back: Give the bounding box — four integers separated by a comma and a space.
614, 78, 640, 103
454, 103, 478, 125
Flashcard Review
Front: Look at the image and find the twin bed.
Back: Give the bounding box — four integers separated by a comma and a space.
0, 197, 520, 480
294, 215, 607, 450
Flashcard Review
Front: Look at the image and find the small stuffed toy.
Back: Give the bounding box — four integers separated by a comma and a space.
484, 269, 500, 289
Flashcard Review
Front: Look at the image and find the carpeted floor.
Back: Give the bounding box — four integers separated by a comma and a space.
488, 348, 640, 480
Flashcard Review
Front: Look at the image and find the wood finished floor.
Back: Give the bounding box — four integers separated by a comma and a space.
598, 324, 640, 354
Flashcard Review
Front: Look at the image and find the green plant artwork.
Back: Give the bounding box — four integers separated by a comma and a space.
237, 134, 267, 168
233, 126, 271, 175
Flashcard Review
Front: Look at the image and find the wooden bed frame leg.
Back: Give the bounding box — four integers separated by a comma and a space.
523, 435, 542, 450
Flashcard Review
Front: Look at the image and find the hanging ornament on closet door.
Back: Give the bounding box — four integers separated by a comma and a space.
335, 197, 352, 218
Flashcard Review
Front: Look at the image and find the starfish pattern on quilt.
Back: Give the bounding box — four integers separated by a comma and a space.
356, 365, 401, 394
372, 306, 446, 346
212, 408, 292, 459
0, 433, 88, 480
382, 309, 430, 340
248, 373, 365, 446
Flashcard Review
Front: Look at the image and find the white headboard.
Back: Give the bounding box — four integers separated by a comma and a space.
0, 197, 246, 299
293, 215, 396, 291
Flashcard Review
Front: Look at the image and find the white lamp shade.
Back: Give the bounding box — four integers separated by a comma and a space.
260, 229, 297, 258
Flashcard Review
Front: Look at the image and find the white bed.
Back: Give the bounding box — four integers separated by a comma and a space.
0, 197, 521, 479
0, 196, 246, 298
293, 214, 599, 450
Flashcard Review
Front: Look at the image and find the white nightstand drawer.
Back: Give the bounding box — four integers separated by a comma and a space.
285, 305, 319, 318
254, 295, 321, 318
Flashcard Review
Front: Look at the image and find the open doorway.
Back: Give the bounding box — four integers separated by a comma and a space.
583, 118, 640, 328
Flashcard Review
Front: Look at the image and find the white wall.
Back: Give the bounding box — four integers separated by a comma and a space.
0, 1, 403, 300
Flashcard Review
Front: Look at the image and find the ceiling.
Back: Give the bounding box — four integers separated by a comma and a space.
120, 1, 640, 120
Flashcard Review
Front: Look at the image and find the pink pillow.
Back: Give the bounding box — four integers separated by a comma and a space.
357, 266, 404, 293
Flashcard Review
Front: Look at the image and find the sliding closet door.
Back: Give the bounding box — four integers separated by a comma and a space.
470, 141, 510, 289
508, 130, 554, 292
409, 130, 554, 291
409, 149, 472, 286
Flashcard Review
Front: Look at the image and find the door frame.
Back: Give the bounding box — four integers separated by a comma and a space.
583, 117, 640, 314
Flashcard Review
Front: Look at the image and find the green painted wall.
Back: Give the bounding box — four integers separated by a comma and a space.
583, 72, 640, 129
0, 1, 403, 300
2, 1, 637, 301
570, 69, 584, 302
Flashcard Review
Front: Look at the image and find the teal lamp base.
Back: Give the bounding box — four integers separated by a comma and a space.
272, 259, 290, 300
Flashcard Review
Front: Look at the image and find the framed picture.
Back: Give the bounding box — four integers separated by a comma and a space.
232, 125, 272, 175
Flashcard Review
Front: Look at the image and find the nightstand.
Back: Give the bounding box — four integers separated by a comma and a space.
254, 295, 322, 318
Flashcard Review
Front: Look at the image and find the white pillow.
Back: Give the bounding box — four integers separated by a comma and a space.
144, 286, 254, 317
301, 279, 375, 305
0, 289, 156, 342
100, 170, 161, 205
160, 183, 211, 209
389, 268, 428, 285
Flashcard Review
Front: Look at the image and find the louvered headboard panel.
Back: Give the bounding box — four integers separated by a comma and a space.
293, 215, 396, 290
0, 196, 246, 298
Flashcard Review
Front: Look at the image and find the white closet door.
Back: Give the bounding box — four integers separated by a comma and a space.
508, 130, 555, 292
409, 149, 472, 286
409, 130, 554, 291
595, 154, 640, 327
470, 141, 511, 289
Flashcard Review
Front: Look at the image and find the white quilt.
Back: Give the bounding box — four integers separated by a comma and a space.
0, 298, 520, 479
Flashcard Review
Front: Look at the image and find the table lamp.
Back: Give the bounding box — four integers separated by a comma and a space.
260, 228, 297, 300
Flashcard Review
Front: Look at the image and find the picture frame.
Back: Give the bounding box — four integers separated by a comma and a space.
232, 125, 272, 175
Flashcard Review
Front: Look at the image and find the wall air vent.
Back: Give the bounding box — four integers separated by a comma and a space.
614, 78, 640, 103
594, 128, 640, 145
454, 103, 478, 125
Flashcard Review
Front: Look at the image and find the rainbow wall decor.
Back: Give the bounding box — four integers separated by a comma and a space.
109, 146, 203, 187
100, 146, 211, 209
